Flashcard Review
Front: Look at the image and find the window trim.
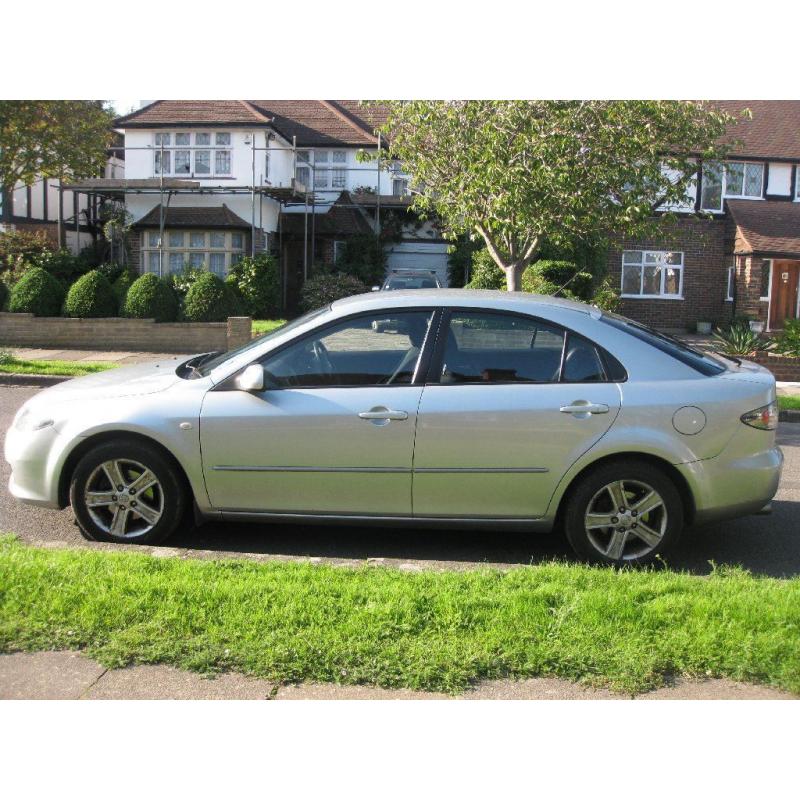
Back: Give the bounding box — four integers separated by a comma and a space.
726, 265, 735, 302
140, 228, 245, 276
700, 160, 764, 211
295, 149, 348, 191
152, 130, 233, 177
425, 307, 626, 386
620, 250, 684, 300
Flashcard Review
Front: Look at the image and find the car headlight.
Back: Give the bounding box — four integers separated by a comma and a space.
14, 407, 55, 433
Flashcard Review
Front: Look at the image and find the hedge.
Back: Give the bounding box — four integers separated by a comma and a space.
63, 270, 117, 318
8, 267, 65, 317
182, 272, 242, 322
123, 273, 179, 323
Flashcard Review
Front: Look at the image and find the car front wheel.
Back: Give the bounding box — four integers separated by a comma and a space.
69, 439, 186, 545
563, 460, 684, 566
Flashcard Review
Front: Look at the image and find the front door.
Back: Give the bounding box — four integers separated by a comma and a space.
412, 310, 621, 519
200, 309, 436, 515
770, 260, 800, 330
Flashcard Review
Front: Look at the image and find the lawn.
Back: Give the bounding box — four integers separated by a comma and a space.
778, 395, 800, 411
0, 355, 115, 377
0, 535, 798, 695
252, 319, 287, 336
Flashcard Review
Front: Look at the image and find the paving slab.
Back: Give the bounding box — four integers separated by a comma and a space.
0, 651, 106, 699
275, 683, 451, 700
8, 347, 184, 365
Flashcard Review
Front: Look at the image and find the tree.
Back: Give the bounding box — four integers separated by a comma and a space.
0, 101, 113, 194
375, 101, 738, 290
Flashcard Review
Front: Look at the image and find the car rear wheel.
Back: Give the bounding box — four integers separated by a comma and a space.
69, 439, 186, 545
563, 460, 684, 566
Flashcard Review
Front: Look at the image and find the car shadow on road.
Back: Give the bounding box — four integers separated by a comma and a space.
163, 497, 800, 578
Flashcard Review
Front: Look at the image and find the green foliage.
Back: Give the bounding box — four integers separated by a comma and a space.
465, 249, 505, 289
712, 321, 772, 357
335, 234, 387, 285
0, 356, 113, 377
447, 236, 482, 288
0, 279, 7, 310
0, 229, 52, 275
773, 320, 800, 358
182, 271, 243, 322
299, 272, 368, 312
63, 270, 117, 318
589, 277, 622, 312
110, 270, 136, 313
226, 254, 280, 318
31, 248, 86, 286
522, 260, 593, 300
8, 267, 65, 316
123, 273, 179, 323
376, 101, 737, 288
165, 266, 205, 301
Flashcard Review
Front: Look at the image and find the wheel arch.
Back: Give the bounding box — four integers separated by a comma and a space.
57, 430, 195, 509
552, 451, 696, 530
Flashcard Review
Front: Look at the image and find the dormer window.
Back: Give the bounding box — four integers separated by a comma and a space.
701, 161, 763, 211
153, 131, 233, 177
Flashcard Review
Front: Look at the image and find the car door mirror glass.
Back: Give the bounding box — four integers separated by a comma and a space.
235, 364, 265, 392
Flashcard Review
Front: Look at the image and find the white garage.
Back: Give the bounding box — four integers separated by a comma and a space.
384, 241, 450, 287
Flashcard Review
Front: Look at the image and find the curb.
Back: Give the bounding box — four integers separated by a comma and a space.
0, 373, 70, 388
779, 409, 800, 424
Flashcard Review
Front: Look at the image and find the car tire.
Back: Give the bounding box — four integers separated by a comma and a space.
563, 460, 684, 566
69, 438, 187, 546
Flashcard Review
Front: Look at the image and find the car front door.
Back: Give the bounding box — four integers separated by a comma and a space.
412, 309, 622, 520
200, 309, 437, 516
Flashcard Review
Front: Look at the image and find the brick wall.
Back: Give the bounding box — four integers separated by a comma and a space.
750, 351, 800, 382
0, 313, 252, 353
733, 255, 770, 325
607, 217, 731, 331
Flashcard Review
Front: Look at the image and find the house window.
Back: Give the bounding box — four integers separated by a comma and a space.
621, 250, 684, 298
296, 150, 348, 190
152, 132, 232, 177
392, 178, 409, 196
760, 261, 772, 301
295, 151, 311, 187
701, 161, 764, 211
726, 266, 735, 301
333, 240, 345, 264
141, 229, 245, 276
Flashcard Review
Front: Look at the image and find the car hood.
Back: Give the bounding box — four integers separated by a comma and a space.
32, 357, 186, 405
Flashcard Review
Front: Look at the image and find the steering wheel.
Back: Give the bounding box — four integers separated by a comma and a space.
311, 339, 334, 376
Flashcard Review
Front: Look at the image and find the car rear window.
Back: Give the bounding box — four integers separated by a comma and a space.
599, 314, 726, 377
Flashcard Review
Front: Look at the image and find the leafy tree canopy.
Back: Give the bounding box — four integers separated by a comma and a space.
0, 100, 114, 190
375, 101, 741, 289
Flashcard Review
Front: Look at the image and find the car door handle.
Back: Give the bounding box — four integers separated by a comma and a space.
358, 407, 409, 421
559, 402, 609, 415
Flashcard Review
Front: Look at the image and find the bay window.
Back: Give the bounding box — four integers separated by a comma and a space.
621, 250, 684, 298
141, 229, 246, 276
152, 131, 233, 177
701, 161, 764, 211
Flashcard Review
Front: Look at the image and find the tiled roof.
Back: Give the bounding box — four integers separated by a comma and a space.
711, 101, 800, 161
728, 199, 800, 257
279, 195, 374, 237
114, 100, 386, 147
134, 204, 251, 229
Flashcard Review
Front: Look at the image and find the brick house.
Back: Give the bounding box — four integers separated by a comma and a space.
607, 101, 800, 333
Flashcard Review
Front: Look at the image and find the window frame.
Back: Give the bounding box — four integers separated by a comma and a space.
295, 149, 349, 191
424, 307, 626, 386
726, 265, 735, 302
701, 160, 764, 211
620, 250, 684, 300
152, 131, 233, 177
140, 228, 246, 276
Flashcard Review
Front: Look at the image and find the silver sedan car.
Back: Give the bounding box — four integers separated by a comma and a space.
5, 290, 783, 565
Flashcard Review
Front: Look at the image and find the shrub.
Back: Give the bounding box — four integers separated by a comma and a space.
8, 267, 65, 317
299, 272, 368, 312
226, 254, 280, 318
0, 229, 52, 275
773, 319, 800, 358
166, 266, 205, 301
111, 270, 136, 312
465, 249, 505, 290
589, 276, 621, 312
525, 260, 594, 301
335, 234, 387, 285
0, 280, 7, 310
182, 272, 243, 322
712, 321, 772, 357
123, 273, 179, 322
32, 248, 86, 286
64, 270, 117, 318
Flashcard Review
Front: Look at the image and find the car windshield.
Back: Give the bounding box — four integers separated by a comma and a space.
384, 276, 439, 290
599, 312, 727, 377
186, 306, 330, 378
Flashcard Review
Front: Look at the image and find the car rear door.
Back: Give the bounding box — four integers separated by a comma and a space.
412, 309, 622, 519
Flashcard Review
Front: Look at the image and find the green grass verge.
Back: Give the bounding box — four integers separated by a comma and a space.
252, 319, 287, 336
0, 536, 798, 695
0, 357, 115, 377
778, 395, 800, 411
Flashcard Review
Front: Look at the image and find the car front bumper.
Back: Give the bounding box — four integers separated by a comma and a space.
4, 422, 62, 509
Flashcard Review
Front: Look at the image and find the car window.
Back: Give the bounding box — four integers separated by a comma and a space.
438, 311, 566, 384
261, 310, 434, 388
561, 333, 607, 382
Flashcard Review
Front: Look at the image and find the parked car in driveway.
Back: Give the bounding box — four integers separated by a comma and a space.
5, 290, 782, 565
375, 269, 442, 291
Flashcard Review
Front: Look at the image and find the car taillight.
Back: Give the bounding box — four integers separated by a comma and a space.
740, 401, 778, 431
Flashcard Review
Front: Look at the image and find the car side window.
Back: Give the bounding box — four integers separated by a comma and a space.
561, 333, 607, 383
260, 311, 434, 388
438, 311, 566, 384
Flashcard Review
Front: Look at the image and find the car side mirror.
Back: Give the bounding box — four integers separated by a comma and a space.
234, 364, 265, 392
371, 285, 380, 292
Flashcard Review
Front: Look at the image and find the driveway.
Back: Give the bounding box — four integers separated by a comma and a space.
1, 385, 798, 576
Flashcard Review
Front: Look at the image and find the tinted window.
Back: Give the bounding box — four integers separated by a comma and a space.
562, 334, 606, 382
439, 312, 565, 383
261, 311, 434, 388
599, 313, 726, 376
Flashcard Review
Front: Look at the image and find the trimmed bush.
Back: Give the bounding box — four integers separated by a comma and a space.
0, 280, 8, 310
299, 272, 368, 312
182, 272, 242, 322
123, 273, 179, 323
8, 267, 65, 317
523, 260, 593, 301
111, 270, 136, 313
226, 254, 280, 318
64, 270, 117, 318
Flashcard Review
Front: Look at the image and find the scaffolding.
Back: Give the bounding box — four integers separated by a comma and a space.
64, 132, 403, 312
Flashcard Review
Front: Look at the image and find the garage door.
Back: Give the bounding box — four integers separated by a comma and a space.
384, 241, 450, 287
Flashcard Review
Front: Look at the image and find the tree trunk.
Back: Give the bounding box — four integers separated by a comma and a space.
505, 262, 526, 291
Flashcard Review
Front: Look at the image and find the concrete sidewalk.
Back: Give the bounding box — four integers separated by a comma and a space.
7, 347, 184, 366
0, 652, 793, 700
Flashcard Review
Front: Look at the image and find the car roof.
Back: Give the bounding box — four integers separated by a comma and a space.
331, 288, 598, 316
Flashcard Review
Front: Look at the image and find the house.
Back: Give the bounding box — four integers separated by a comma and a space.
607, 101, 800, 332
99, 101, 450, 310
